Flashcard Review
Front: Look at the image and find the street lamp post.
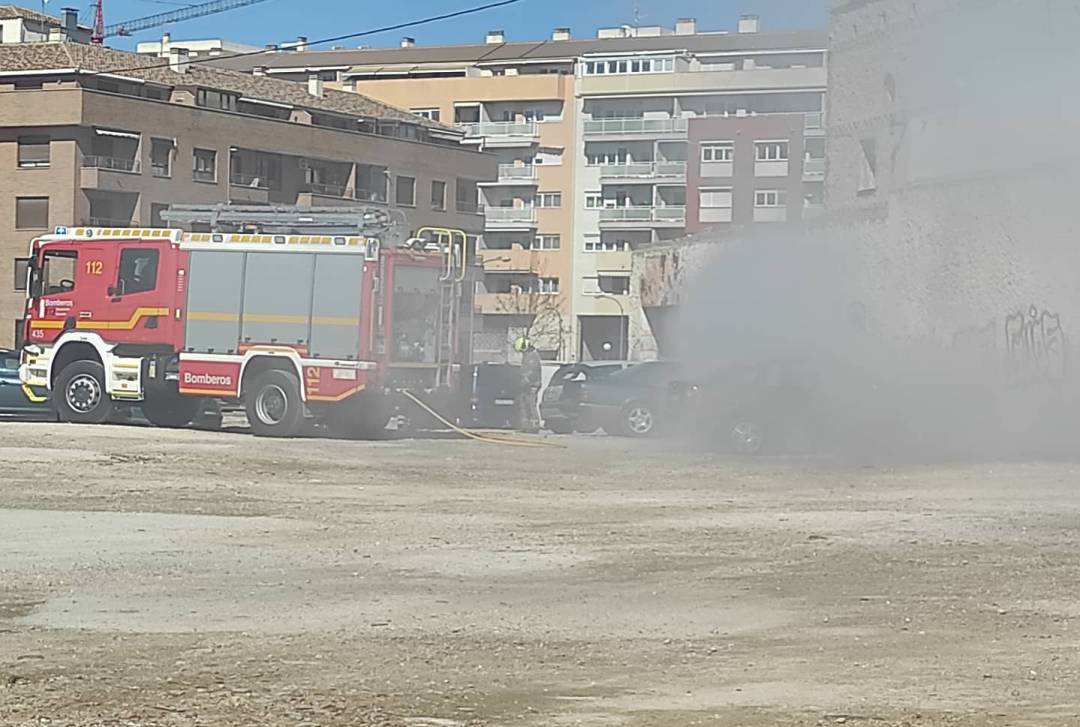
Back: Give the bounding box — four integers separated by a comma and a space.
592, 293, 626, 360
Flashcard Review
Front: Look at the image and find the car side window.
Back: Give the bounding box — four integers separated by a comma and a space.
1, 356, 18, 371
117, 248, 159, 295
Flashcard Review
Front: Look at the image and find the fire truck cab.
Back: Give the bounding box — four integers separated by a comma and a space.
18, 223, 468, 437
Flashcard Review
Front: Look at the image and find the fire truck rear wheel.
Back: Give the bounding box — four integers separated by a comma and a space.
142, 393, 201, 429
246, 369, 304, 437
56, 360, 112, 424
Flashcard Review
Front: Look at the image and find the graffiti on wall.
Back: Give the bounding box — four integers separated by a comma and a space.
1005, 306, 1067, 385
952, 306, 1067, 386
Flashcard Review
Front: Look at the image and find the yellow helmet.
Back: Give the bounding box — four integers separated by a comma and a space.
513, 336, 531, 353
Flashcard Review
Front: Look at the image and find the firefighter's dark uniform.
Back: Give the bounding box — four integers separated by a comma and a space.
519, 346, 542, 433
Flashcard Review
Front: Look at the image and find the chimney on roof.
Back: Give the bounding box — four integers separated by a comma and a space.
400, 36, 415, 48
252, 66, 265, 76
307, 74, 324, 98
294, 35, 308, 51
738, 14, 760, 33
60, 7, 78, 37
552, 27, 570, 41
485, 29, 505, 44
168, 47, 191, 74
674, 17, 696, 35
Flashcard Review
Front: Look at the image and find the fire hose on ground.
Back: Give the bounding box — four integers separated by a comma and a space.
401, 390, 564, 449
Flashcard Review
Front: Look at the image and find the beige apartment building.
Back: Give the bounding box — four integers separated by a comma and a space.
209, 15, 827, 361
0, 40, 494, 347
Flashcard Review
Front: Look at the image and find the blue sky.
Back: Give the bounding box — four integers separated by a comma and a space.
36, 0, 825, 51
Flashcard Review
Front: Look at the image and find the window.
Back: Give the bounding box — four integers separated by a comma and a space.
192, 148, 216, 182
116, 248, 159, 296
356, 163, 388, 203
754, 190, 786, 207
537, 192, 562, 208
583, 57, 673, 75
586, 148, 628, 166
150, 138, 173, 177
15, 196, 48, 230
430, 180, 446, 210
456, 178, 479, 213
537, 277, 559, 294
150, 203, 169, 227
412, 108, 441, 122
699, 188, 733, 208
598, 275, 630, 295
533, 234, 560, 250
17, 136, 49, 168
584, 192, 603, 209
701, 142, 734, 162
13, 257, 30, 292
523, 108, 545, 122
584, 238, 628, 252
41, 249, 76, 295
755, 141, 789, 161
395, 175, 416, 206
195, 88, 238, 111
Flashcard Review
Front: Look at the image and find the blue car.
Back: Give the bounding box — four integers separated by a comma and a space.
0, 348, 55, 419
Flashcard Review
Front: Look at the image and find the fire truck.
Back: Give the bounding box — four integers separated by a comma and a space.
17, 206, 471, 437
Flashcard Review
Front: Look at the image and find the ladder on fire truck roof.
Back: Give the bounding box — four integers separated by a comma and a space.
160, 204, 408, 243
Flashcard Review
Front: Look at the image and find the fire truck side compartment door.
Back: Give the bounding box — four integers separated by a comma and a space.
241, 252, 314, 348
185, 251, 244, 354
309, 253, 364, 360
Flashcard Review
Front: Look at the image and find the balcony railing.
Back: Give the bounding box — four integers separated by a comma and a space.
456, 121, 539, 138
229, 174, 270, 190
805, 112, 825, 131
82, 155, 140, 173
302, 182, 352, 197
87, 216, 134, 227
583, 117, 688, 136
803, 158, 826, 177
599, 206, 686, 224
599, 161, 687, 179
497, 164, 538, 181
483, 207, 538, 224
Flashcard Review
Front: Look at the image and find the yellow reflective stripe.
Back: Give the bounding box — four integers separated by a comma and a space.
21, 384, 48, 403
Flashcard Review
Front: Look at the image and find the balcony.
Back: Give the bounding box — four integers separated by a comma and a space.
86, 216, 134, 227
803, 158, 826, 181
580, 66, 827, 98
456, 121, 539, 147
583, 117, 688, 140
297, 181, 356, 206
598, 206, 686, 228
480, 164, 539, 187
79, 156, 141, 191
479, 248, 538, 272
599, 161, 686, 184
228, 174, 270, 204
483, 206, 537, 230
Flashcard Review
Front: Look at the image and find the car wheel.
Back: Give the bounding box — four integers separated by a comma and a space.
55, 360, 112, 424
730, 419, 765, 455
245, 369, 304, 437
619, 401, 657, 438
546, 418, 574, 434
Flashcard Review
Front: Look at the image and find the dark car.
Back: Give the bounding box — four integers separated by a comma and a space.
684, 357, 903, 456
0, 349, 54, 419
578, 361, 684, 437
540, 361, 633, 434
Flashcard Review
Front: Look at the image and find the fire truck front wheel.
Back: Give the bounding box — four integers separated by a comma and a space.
245, 369, 304, 437
56, 360, 113, 424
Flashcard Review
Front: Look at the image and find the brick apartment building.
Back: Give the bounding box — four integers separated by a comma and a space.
199, 15, 827, 361
0, 41, 494, 346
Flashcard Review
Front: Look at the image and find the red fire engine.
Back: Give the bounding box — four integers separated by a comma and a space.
17, 214, 470, 437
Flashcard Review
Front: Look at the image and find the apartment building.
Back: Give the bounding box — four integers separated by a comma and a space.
0, 40, 493, 346
213, 14, 827, 361
0, 5, 89, 43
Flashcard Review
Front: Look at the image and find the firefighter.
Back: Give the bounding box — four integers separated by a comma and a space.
514, 336, 542, 434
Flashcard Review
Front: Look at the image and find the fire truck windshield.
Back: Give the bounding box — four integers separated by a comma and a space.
39, 250, 78, 296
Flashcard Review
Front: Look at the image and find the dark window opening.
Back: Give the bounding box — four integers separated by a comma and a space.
116, 248, 159, 296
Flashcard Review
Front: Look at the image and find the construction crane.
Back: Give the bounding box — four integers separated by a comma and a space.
91, 0, 273, 45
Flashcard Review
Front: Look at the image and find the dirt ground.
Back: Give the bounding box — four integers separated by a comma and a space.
2, 422, 1080, 726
